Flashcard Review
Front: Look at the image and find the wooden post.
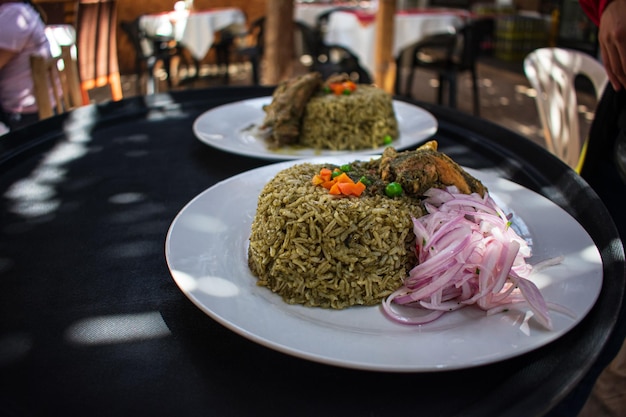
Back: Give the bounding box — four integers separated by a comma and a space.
264, 0, 294, 85
374, 0, 396, 93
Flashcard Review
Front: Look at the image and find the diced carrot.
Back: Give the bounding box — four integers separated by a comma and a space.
333, 172, 353, 183
336, 182, 352, 195
319, 168, 332, 181
338, 181, 366, 196
312, 175, 325, 186
344, 81, 357, 91
312, 167, 366, 197
313, 168, 335, 186
330, 83, 345, 95
352, 181, 366, 196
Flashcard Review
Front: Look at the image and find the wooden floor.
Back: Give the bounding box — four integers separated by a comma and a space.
112, 59, 625, 417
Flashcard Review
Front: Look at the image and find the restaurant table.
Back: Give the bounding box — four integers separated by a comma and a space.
139, 8, 247, 61
325, 8, 471, 75
0, 86, 625, 417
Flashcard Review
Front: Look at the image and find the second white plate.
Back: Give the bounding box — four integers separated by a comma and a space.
192, 97, 438, 160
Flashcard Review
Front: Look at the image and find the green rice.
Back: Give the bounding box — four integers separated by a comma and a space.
299, 85, 399, 151
247, 162, 423, 309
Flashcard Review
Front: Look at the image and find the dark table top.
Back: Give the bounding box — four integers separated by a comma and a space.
0, 86, 624, 417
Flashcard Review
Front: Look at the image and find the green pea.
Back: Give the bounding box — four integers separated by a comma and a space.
331, 170, 342, 179
323, 85, 331, 93
340, 164, 351, 172
342, 89, 351, 95
359, 176, 371, 186
385, 182, 403, 197
383, 135, 393, 145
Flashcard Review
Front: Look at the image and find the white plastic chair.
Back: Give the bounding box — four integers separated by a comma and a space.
524, 47, 608, 171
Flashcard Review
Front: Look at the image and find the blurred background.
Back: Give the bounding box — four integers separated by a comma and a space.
30, 0, 602, 160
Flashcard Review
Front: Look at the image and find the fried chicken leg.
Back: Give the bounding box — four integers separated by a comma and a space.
261, 72, 323, 148
379, 141, 486, 196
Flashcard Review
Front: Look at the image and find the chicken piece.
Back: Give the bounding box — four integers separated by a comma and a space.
261, 72, 323, 148
379, 141, 486, 196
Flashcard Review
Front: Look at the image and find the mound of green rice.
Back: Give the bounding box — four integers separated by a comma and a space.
247, 162, 423, 309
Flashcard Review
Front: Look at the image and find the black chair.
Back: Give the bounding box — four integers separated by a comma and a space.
184, 21, 250, 86
120, 17, 182, 94
294, 20, 325, 71
233, 16, 265, 85
295, 19, 371, 83
395, 18, 495, 116
234, 17, 371, 85
211, 27, 238, 84
313, 6, 372, 83
395, 32, 458, 102
234, 18, 324, 84
312, 44, 372, 84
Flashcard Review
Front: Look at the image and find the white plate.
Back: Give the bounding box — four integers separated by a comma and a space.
192, 97, 438, 160
165, 158, 603, 372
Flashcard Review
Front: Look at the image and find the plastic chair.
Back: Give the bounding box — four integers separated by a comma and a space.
75, 0, 123, 103
120, 17, 182, 94
395, 18, 494, 116
524, 47, 608, 170
30, 45, 84, 119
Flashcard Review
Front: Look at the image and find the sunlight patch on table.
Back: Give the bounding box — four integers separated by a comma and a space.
2, 108, 97, 219
65, 311, 171, 346
108, 192, 146, 204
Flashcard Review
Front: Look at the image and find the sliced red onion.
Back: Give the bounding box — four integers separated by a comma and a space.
382, 186, 558, 331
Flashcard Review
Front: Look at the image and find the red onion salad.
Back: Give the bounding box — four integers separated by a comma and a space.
382, 186, 557, 330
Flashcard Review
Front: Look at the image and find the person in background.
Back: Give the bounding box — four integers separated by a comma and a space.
547, 0, 626, 415
579, 0, 626, 202
0, 0, 50, 132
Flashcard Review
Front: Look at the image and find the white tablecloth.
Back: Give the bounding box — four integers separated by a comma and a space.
139, 8, 246, 61
294, 3, 357, 26
325, 9, 470, 75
